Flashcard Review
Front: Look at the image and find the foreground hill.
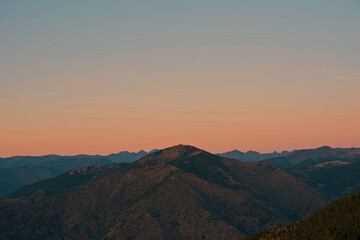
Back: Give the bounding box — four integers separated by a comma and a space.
243, 190, 360, 240
0, 145, 326, 240
0, 150, 157, 198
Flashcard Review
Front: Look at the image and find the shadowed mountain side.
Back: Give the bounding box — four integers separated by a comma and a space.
263, 146, 360, 201
220, 159, 326, 220
1, 145, 327, 240
0, 156, 113, 199
8, 163, 129, 201
288, 160, 360, 201
243, 191, 360, 240
0, 165, 54, 199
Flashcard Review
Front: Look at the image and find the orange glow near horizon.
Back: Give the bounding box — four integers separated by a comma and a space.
1, 78, 359, 157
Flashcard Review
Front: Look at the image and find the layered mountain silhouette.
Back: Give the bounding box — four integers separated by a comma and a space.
0, 150, 159, 169
0, 164, 54, 198
0, 145, 327, 240
6, 145, 356, 200
244, 190, 360, 240
217, 150, 292, 162
266, 146, 360, 169
0, 148, 293, 199
0, 150, 158, 198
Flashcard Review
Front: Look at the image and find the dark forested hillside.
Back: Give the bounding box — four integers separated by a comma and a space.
243, 190, 360, 240
288, 160, 360, 201
264, 146, 360, 201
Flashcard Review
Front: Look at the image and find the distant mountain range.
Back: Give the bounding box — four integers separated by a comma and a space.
0, 150, 158, 198
265, 146, 360, 169
244, 190, 360, 240
0, 145, 327, 239
217, 149, 292, 162
0, 149, 160, 169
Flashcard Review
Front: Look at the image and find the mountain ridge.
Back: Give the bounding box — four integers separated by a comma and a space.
266, 146, 360, 169
217, 149, 292, 162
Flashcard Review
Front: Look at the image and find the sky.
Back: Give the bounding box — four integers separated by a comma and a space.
1, 0, 360, 157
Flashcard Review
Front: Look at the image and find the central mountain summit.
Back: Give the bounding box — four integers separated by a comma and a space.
137, 144, 213, 165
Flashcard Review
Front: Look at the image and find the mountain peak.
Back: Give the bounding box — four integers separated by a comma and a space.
137, 144, 211, 165
228, 150, 244, 154
316, 146, 332, 151
156, 144, 203, 155
168, 144, 199, 151
246, 150, 260, 154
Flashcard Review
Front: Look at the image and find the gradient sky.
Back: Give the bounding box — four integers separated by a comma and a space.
1, 0, 360, 157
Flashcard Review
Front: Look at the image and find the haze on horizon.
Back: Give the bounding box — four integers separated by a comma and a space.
1, 0, 359, 157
